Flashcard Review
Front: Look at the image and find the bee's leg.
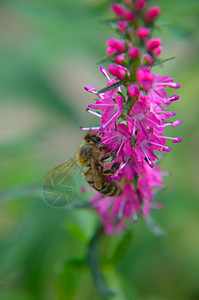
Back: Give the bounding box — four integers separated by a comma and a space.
101, 150, 117, 162
103, 162, 120, 175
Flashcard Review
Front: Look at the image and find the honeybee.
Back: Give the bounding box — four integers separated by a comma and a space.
43, 133, 122, 203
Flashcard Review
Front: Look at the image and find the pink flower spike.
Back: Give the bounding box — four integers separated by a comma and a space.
100, 66, 110, 80
145, 6, 161, 22
146, 38, 162, 51
171, 120, 183, 127
127, 84, 139, 98
136, 27, 150, 39
84, 86, 97, 93
128, 46, 140, 59
108, 64, 126, 80
107, 38, 126, 52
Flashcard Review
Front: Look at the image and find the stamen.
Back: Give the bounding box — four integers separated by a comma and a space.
148, 141, 172, 151
155, 111, 176, 116
155, 134, 182, 143
84, 86, 97, 93
100, 66, 110, 80
86, 108, 102, 117
80, 126, 100, 131
171, 120, 183, 127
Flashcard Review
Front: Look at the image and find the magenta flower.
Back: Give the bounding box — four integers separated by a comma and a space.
89, 94, 123, 129
127, 96, 161, 143
101, 123, 132, 155
112, 150, 145, 181
92, 183, 141, 234
137, 67, 180, 105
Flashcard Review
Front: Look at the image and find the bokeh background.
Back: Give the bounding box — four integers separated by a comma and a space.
0, 0, 198, 299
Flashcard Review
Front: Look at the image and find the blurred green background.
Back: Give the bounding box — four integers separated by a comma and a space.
0, 0, 198, 299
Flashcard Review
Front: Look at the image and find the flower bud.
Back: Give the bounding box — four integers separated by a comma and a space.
118, 21, 128, 32
135, 0, 146, 10
137, 67, 153, 90
128, 46, 140, 59
107, 46, 117, 55
127, 84, 140, 98
123, 9, 136, 21
153, 45, 162, 56
142, 53, 155, 65
146, 38, 162, 51
108, 64, 126, 80
107, 38, 126, 52
136, 26, 150, 39
114, 53, 126, 65
145, 6, 161, 22
111, 3, 126, 17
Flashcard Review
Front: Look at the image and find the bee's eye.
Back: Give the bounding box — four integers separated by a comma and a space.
89, 135, 101, 143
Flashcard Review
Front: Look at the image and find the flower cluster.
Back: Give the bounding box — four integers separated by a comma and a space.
83, 0, 182, 234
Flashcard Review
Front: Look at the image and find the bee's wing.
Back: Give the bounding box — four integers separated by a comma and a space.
44, 157, 78, 182
42, 157, 80, 207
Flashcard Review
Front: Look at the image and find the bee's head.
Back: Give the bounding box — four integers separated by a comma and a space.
84, 133, 101, 145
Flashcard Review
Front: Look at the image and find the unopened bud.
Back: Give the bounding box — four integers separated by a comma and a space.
118, 21, 128, 32
145, 6, 161, 22
107, 38, 126, 52
136, 27, 150, 39
114, 53, 126, 65
128, 46, 140, 59
146, 38, 162, 51
127, 84, 140, 98
153, 45, 162, 56
108, 64, 126, 80
135, 0, 146, 10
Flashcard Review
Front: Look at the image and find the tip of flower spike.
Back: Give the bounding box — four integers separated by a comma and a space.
163, 146, 172, 152
172, 120, 183, 127
172, 137, 182, 143
84, 86, 97, 93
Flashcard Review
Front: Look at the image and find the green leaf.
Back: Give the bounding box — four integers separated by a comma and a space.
98, 81, 124, 94
97, 52, 121, 64
153, 56, 176, 66
86, 225, 116, 297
